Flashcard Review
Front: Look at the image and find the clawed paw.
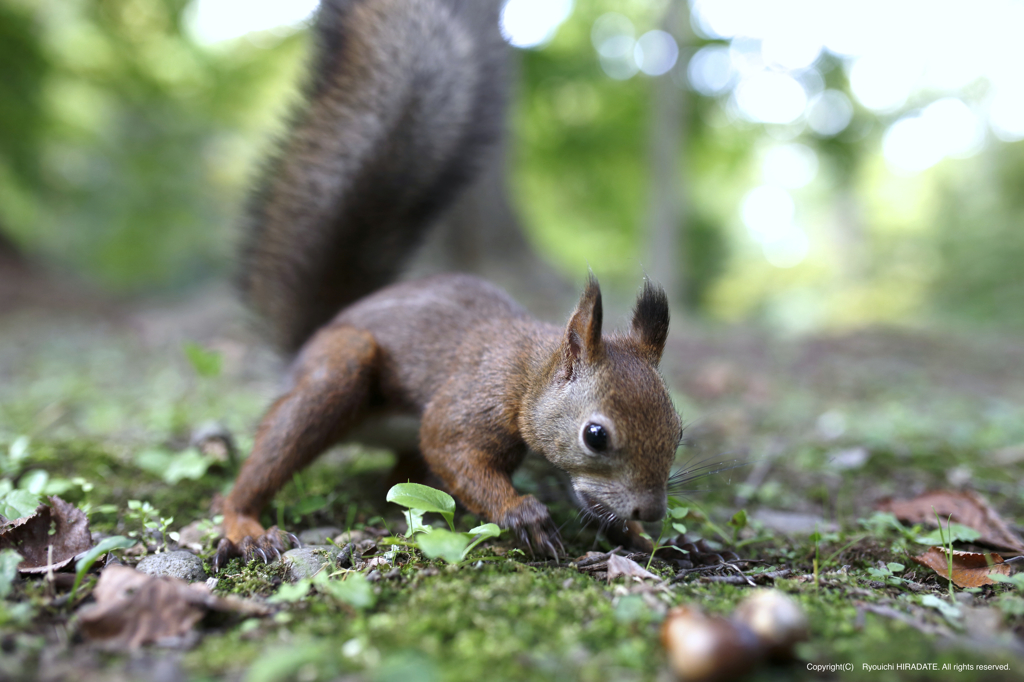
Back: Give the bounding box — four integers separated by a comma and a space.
212, 526, 301, 572
501, 495, 564, 560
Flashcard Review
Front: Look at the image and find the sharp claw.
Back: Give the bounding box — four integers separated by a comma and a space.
256, 548, 269, 564
271, 546, 282, 562
286, 532, 301, 549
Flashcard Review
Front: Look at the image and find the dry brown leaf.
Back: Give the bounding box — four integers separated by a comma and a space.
605, 553, 660, 582
910, 547, 1010, 588
0, 496, 92, 574
78, 565, 269, 649
877, 490, 1024, 553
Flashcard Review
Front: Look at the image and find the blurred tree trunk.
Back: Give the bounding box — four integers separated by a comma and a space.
646, 0, 689, 305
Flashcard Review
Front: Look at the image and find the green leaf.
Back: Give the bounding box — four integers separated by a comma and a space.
464, 523, 502, 555
71, 536, 136, 599
921, 594, 961, 621
183, 342, 223, 378
403, 508, 430, 538
322, 573, 375, 609
886, 562, 905, 573
163, 449, 212, 484
8, 436, 29, 463
0, 489, 41, 521
668, 505, 689, 519
0, 550, 22, 599
268, 579, 313, 604
989, 573, 1024, 589
728, 509, 748, 530
136, 448, 212, 485
416, 529, 470, 563
386, 483, 456, 532
671, 523, 687, 535
915, 524, 981, 546
17, 469, 48, 494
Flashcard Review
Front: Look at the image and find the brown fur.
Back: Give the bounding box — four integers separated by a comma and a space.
221, 275, 681, 562
218, 1, 681, 566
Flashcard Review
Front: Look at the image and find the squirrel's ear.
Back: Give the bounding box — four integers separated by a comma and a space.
563, 274, 603, 375
630, 279, 669, 365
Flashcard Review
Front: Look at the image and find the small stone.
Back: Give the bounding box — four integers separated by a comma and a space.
298, 527, 343, 546
282, 546, 342, 582
178, 520, 221, 550
135, 550, 207, 582
336, 543, 355, 569
332, 529, 369, 545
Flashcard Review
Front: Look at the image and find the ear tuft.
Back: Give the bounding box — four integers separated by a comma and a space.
631, 278, 669, 364
564, 273, 603, 375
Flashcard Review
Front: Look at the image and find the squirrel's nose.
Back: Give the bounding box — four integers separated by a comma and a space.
632, 498, 666, 523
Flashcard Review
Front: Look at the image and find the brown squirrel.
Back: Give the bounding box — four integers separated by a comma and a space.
214, 0, 683, 568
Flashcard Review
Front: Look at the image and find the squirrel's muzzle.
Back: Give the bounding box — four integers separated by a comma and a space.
631, 496, 667, 523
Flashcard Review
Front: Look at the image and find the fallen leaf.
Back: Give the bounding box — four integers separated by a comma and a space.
910, 547, 1010, 588
877, 490, 1024, 553
606, 554, 660, 582
78, 565, 269, 649
0, 496, 92, 574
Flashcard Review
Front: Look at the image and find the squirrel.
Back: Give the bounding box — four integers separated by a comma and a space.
214, 0, 683, 569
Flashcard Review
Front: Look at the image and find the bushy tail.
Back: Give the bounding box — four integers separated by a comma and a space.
240, 0, 506, 352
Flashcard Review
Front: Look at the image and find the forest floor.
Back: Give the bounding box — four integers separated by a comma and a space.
1, 285, 1024, 682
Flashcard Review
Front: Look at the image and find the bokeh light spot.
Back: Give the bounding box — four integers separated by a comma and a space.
687, 45, 736, 95
762, 143, 818, 189
186, 0, 318, 44
635, 30, 679, 76
807, 90, 854, 137
500, 0, 575, 49
733, 72, 807, 125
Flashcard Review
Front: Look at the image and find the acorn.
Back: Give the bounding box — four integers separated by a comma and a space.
661, 606, 763, 681
733, 589, 809, 660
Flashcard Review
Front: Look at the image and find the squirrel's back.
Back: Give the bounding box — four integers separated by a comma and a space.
240, 0, 507, 353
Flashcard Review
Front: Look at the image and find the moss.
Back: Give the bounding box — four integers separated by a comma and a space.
212, 558, 289, 598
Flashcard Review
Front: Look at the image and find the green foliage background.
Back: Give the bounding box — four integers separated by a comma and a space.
2, 0, 1024, 330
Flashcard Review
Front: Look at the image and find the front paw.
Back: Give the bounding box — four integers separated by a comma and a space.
498, 495, 564, 560
213, 526, 300, 572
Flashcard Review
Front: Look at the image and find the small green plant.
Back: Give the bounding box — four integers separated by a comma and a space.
0, 549, 34, 627
0, 487, 40, 521
0, 435, 31, 477
69, 536, 136, 600
268, 567, 376, 609
0, 550, 20, 600
385, 483, 501, 563
990, 573, 1024, 619
183, 342, 223, 378
727, 508, 748, 543
125, 500, 177, 553
934, 510, 956, 600
643, 498, 690, 571
867, 561, 907, 586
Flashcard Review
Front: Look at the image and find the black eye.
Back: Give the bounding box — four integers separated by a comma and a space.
583, 422, 609, 452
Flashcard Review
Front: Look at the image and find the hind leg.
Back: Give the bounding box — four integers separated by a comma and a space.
215, 325, 379, 570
